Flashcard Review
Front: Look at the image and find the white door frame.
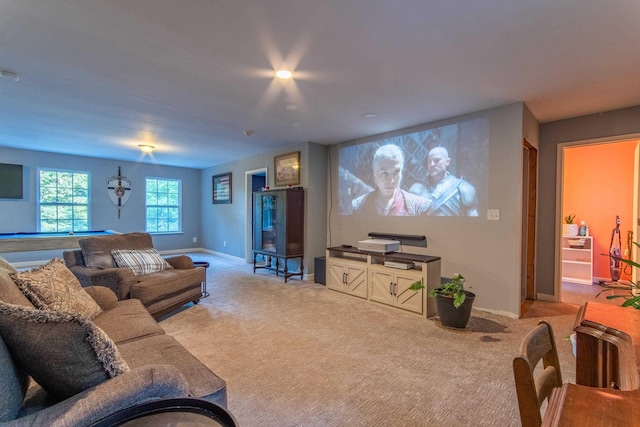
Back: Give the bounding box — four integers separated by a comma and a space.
555, 133, 640, 301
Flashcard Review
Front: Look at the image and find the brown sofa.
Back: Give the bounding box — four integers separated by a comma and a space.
0, 256, 226, 426
63, 232, 204, 318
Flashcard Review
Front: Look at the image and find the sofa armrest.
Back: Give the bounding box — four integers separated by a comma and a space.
83, 286, 119, 311
165, 255, 194, 270
8, 365, 189, 427
67, 265, 137, 300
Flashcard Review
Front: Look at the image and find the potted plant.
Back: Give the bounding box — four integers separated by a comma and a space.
597, 241, 640, 309
563, 214, 579, 236
410, 273, 475, 329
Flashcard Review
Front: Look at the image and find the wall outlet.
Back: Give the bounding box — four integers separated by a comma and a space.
223, 240, 227, 247
192, 237, 197, 243
487, 209, 500, 221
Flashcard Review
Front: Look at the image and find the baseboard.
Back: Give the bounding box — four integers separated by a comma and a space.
471, 306, 519, 319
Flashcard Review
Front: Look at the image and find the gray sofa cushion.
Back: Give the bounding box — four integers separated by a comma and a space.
132, 268, 204, 305
11, 258, 102, 319
117, 334, 227, 406
0, 302, 129, 400
0, 336, 29, 422
80, 232, 153, 269
92, 299, 165, 345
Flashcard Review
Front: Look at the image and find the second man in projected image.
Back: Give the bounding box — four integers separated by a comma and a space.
351, 144, 478, 217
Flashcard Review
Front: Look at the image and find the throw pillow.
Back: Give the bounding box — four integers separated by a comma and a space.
0, 302, 129, 400
111, 248, 173, 276
10, 258, 102, 319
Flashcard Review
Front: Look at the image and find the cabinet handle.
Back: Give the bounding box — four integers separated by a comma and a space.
343, 272, 347, 284
394, 282, 398, 296
389, 282, 393, 295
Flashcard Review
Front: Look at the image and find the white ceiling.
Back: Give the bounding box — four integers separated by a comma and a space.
1, 1, 639, 169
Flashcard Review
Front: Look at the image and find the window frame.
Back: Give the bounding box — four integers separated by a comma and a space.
145, 177, 182, 234
37, 167, 91, 232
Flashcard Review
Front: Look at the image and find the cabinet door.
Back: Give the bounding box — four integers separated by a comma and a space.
346, 264, 367, 298
326, 260, 346, 292
395, 274, 423, 314
369, 269, 395, 306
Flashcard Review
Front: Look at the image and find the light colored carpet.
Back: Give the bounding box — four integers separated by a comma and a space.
159, 254, 578, 427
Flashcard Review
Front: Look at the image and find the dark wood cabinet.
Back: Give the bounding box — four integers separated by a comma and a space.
252, 189, 304, 282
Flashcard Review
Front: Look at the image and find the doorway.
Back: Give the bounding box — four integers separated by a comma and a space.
558, 138, 640, 305
520, 139, 537, 316
245, 168, 267, 263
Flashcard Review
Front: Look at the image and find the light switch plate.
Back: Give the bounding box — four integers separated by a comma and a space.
487, 209, 500, 221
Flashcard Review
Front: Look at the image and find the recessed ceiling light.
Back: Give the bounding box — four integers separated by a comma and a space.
276, 69, 292, 79
362, 113, 377, 119
244, 130, 254, 136
138, 144, 155, 153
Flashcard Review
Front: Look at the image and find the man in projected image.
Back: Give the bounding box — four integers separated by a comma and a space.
416, 146, 478, 216
351, 144, 429, 216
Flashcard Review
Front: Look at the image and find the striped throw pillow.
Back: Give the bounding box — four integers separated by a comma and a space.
111, 248, 173, 276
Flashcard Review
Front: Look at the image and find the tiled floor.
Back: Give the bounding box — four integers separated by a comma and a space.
561, 280, 628, 306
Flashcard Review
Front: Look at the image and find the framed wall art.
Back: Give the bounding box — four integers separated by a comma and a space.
212, 172, 232, 204
274, 151, 300, 187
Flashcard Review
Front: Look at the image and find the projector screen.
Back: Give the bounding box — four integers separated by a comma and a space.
338, 118, 489, 216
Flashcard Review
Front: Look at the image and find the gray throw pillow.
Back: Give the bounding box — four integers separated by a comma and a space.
0, 302, 129, 400
11, 258, 102, 319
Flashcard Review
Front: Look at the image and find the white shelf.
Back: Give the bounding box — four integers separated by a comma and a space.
561, 235, 593, 285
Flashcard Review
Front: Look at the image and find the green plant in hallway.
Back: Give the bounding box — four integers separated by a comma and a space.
564, 214, 576, 224
597, 241, 640, 309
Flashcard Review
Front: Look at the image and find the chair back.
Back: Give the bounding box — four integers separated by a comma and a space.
513, 320, 563, 427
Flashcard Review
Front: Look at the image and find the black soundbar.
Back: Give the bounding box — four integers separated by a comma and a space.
367, 232, 427, 248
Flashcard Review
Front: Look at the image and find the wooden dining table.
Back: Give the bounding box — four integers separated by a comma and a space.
542, 382, 640, 426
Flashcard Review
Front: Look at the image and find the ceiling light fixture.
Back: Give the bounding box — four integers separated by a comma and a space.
138, 144, 155, 153
362, 113, 377, 119
0, 70, 19, 81
275, 69, 292, 79
244, 130, 254, 136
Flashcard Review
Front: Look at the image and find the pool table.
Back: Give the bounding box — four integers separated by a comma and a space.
0, 230, 119, 253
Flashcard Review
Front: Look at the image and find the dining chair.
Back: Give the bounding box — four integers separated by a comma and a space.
513, 320, 563, 427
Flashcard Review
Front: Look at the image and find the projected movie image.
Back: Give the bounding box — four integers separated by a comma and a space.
339, 118, 489, 216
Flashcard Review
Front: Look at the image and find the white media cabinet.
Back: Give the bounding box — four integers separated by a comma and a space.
326, 246, 442, 317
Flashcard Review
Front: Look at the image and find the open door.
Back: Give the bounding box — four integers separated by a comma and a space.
521, 139, 537, 315
245, 168, 267, 263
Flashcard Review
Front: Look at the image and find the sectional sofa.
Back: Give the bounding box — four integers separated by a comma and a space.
0, 255, 226, 426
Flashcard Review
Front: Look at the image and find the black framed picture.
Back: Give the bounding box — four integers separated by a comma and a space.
212, 172, 232, 204
274, 151, 300, 187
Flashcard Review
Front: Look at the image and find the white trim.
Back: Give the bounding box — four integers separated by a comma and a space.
555, 132, 640, 303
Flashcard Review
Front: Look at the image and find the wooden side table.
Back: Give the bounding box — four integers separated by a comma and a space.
193, 261, 210, 298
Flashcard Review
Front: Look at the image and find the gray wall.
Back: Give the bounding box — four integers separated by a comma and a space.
0, 147, 202, 263
537, 105, 640, 297
200, 142, 328, 274
329, 103, 526, 317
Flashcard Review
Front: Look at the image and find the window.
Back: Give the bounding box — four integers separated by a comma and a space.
39, 169, 90, 232
146, 178, 181, 233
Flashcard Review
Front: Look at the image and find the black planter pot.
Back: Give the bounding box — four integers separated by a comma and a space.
435, 291, 476, 329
